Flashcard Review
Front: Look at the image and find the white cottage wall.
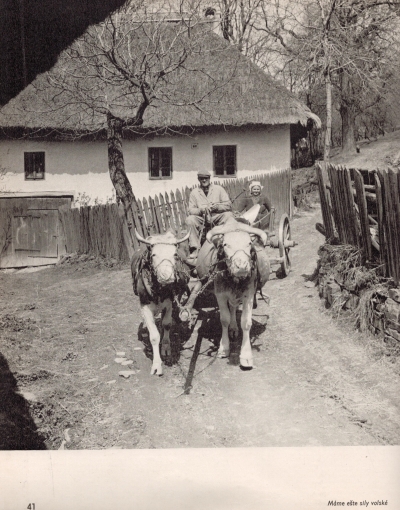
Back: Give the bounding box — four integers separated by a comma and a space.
0, 125, 290, 202
0, 139, 111, 201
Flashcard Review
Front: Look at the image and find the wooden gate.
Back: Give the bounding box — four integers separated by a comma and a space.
0, 192, 73, 268
12, 209, 59, 259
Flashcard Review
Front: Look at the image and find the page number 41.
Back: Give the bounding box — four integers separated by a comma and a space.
27, 505, 35, 509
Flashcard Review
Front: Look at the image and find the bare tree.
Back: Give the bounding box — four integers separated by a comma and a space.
332, 1, 399, 151
192, 0, 281, 72
168, 0, 400, 160
252, 0, 400, 157
29, 0, 237, 212
217, 0, 264, 53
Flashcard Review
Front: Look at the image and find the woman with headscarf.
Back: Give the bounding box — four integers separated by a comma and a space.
234, 180, 272, 226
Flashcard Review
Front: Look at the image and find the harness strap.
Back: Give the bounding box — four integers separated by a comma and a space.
141, 271, 154, 299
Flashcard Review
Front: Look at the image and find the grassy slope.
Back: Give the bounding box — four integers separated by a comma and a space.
330, 129, 400, 169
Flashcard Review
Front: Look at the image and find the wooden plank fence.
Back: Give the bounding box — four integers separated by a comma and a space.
316, 163, 400, 285
59, 169, 293, 263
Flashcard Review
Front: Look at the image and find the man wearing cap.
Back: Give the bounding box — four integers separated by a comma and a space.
234, 180, 271, 222
186, 171, 234, 253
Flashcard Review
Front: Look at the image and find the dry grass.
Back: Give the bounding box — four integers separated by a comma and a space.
318, 243, 392, 344
319, 244, 381, 291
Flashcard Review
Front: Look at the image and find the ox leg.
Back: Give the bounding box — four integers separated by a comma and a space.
239, 286, 255, 369
216, 293, 230, 358
141, 303, 163, 376
228, 301, 239, 342
160, 299, 172, 359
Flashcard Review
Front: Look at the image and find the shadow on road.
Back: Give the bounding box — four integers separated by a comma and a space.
137, 306, 268, 366
0, 352, 47, 450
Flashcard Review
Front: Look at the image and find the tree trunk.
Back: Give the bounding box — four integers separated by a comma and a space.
339, 70, 357, 153
220, 0, 232, 42
340, 103, 356, 153
324, 70, 332, 162
106, 112, 135, 208
107, 112, 137, 244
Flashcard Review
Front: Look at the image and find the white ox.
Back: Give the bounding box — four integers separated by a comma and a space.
132, 230, 190, 375
206, 220, 268, 369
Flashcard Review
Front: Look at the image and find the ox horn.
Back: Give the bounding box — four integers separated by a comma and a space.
206, 221, 267, 246
206, 217, 238, 243
176, 228, 191, 244
135, 229, 151, 245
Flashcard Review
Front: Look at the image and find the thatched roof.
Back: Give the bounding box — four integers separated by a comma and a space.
0, 19, 321, 139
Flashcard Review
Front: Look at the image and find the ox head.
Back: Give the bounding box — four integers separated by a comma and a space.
135, 229, 190, 285
207, 220, 267, 280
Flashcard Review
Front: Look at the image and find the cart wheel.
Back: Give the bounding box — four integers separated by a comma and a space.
278, 214, 292, 277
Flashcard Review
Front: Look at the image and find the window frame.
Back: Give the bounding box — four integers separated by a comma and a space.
148, 147, 173, 180
24, 151, 46, 181
212, 145, 237, 177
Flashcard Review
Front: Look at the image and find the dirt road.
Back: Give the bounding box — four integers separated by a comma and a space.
1, 205, 399, 450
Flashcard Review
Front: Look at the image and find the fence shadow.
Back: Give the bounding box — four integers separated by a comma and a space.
0, 352, 47, 450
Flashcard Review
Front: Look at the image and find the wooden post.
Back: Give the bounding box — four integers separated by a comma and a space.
327, 165, 344, 243
343, 166, 360, 248
354, 169, 372, 262
159, 193, 171, 232
164, 191, 177, 235
170, 190, 182, 236
175, 189, 187, 229
316, 165, 329, 218
380, 170, 394, 281
153, 195, 164, 233
142, 198, 155, 235
387, 169, 400, 284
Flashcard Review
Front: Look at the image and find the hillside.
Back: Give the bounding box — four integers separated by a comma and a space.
330, 129, 400, 169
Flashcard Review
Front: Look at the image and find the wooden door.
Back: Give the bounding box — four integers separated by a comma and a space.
11, 209, 59, 265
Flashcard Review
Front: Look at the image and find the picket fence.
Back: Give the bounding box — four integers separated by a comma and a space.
59, 169, 293, 262
316, 163, 400, 285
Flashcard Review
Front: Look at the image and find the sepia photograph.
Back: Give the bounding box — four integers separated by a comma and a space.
0, 0, 399, 508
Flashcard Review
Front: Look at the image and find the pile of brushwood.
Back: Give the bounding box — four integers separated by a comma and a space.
316, 243, 400, 349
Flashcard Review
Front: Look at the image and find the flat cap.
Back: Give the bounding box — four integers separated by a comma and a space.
197, 171, 211, 178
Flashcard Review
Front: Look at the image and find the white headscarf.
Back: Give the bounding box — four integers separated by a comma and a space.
249, 180, 263, 192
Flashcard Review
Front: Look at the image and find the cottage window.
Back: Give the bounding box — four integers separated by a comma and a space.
148, 147, 173, 179
213, 145, 237, 176
24, 152, 45, 180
